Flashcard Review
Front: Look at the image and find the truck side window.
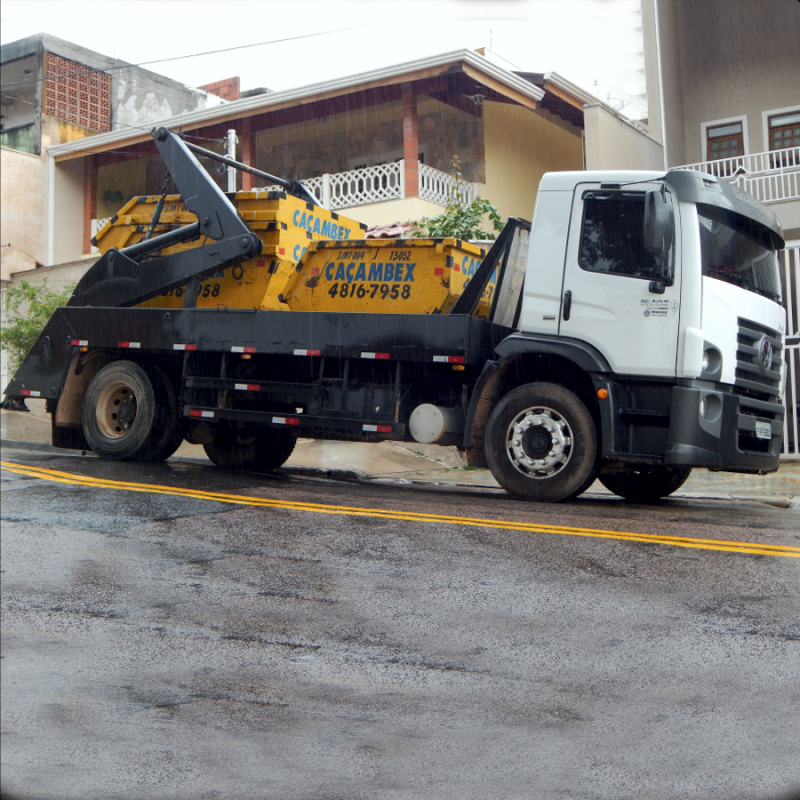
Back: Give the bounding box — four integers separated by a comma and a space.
579, 191, 660, 280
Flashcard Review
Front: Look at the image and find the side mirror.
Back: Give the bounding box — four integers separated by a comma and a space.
643, 188, 674, 254
643, 188, 675, 290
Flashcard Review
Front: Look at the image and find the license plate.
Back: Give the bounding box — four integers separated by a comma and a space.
755, 420, 772, 440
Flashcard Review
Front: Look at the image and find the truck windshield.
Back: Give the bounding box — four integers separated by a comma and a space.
697, 203, 781, 303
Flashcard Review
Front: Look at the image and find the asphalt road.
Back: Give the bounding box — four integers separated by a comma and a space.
2, 446, 799, 800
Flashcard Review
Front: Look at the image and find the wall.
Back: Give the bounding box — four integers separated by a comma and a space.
1, 246, 37, 283
96, 158, 151, 219
113, 69, 223, 132
482, 101, 583, 223
9, 256, 95, 293
583, 104, 664, 170
342, 197, 444, 228
651, 0, 799, 166
52, 157, 86, 265
0, 146, 48, 264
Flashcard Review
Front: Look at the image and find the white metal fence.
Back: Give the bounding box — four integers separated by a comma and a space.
90, 217, 112, 254
419, 163, 478, 207
304, 162, 404, 210
781, 240, 800, 458
676, 146, 800, 205
302, 161, 478, 211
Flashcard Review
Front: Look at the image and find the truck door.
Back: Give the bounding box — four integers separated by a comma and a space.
559, 183, 681, 377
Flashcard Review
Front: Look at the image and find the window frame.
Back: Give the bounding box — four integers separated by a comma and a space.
700, 115, 749, 164
577, 189, 671, 284
762, 105, 800, 163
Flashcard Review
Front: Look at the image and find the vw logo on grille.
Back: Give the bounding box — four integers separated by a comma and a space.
758, 336, 774, 373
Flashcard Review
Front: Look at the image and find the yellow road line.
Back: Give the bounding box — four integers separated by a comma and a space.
2, 460, 799, 558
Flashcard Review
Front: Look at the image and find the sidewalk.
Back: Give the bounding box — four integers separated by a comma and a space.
2, 405, 798, 508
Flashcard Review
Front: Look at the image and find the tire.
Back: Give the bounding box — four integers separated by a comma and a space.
485, 382, 598, 503
599, 465, 691, 503
82, 360, 183, 462
204, 422, 297, 472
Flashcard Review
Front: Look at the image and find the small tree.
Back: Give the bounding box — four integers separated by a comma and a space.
1, 279, 76, 373
412, 156, 504, 241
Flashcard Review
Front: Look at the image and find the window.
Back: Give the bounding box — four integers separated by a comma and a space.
769, 111, 800, 150
706, 122, 744, 175
0, 124, 35, 154
579, 192, 665, 281
698, 204, 781, 303
768, 110, 800, 168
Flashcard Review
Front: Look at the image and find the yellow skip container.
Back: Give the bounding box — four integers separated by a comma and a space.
278, 238, 493, 317
92, 191, 366, 310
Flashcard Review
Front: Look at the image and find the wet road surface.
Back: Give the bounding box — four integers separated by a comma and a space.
2, 447, 799, 800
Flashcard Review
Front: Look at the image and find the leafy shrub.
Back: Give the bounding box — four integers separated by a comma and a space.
412, 156, 504, 241
1, 279, 75, 372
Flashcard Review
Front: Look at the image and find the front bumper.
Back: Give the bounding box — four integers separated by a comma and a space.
665, 385, 784, 473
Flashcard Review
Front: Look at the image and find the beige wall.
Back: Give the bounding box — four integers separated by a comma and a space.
0, 115, 101, 269
482, 101, 583, 223
52, 157, 85, 265
9, 256, 95, 293
342, 196, 444, 229
583, 104, 664, 171
0, 146, 48, 265
1, 246, 37, 283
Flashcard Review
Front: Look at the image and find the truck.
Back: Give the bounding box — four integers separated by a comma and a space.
3, 127, 787, 503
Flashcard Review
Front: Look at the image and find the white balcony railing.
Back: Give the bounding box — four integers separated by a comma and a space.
675, 146, 800, 205
304, 162, 403, 210
302, 161, 478, 211
90, 216, 112, 254
419, 163, 479, 207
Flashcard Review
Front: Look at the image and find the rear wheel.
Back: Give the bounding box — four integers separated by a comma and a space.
599, 465, 691, 503
485, 383, 598, 502
204, 422, 296, 472
82, 360, 183, 462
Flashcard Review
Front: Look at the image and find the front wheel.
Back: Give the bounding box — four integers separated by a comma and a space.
599, 465, 691, 503
485, 383, 598, 503
204, 423, 297, 472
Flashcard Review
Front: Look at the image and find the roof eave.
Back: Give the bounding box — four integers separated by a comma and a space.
48, 49, 545, 160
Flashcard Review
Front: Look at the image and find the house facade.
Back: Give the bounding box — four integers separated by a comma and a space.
0, 33, 226, 268
38, 49, 658, 267
642, 0, 800, 456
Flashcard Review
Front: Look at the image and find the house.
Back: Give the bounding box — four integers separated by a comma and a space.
35, 48, 661, 266
641, 0, 800, 456
0, 33, 229, 268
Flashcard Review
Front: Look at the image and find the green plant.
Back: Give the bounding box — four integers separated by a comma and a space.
412, 156, 504, 241
1, 279, 76, 372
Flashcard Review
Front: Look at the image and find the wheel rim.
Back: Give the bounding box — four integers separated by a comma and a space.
95, 380, 138, 439
505, 405, 573, 479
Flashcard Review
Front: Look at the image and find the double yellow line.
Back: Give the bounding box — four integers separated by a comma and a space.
2, 460, 799, 558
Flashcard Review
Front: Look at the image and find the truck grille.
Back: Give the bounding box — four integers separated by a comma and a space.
734, 317, 783, 403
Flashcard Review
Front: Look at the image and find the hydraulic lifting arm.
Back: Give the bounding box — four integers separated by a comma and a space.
69, 127, 269, 309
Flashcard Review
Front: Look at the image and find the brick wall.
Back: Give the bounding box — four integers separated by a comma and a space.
44, 53, 111, 132
198, 77, 240, 102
